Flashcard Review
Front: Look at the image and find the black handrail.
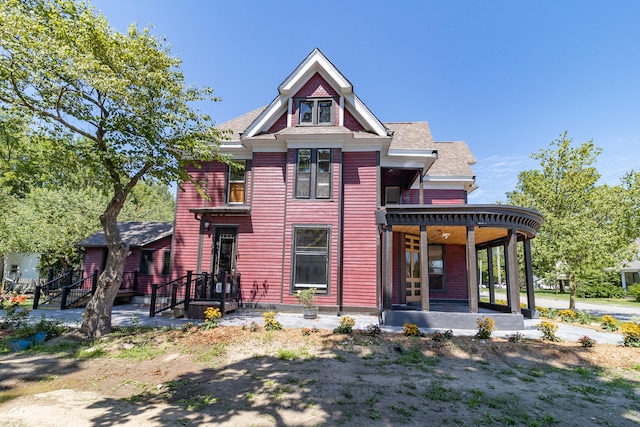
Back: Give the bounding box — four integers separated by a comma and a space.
61, 270, 99, 309
33, 268, 75, 309
149, 271, 241, 318
150, 271, 203, 317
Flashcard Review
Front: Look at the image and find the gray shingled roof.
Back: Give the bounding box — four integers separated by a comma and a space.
217, 110, 475, 177
217, 107, 266, 140
385, 122, 435, 149
78, 222, 173, 248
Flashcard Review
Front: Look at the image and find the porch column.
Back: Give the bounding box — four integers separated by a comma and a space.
621, 271, 627, 290
466, 226, 478, 313
523, 239, 536, 310
419, 172, 424, 205
383, 225, 394, 310
505, 229, 521, 314
487, 247, 495, 303
419, 225, 430, 311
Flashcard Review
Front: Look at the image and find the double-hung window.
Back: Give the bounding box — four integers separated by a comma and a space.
293, 226, 329, 293
298, 99, 333, 125
296, 148, 331, 199
227, 161, 246, 204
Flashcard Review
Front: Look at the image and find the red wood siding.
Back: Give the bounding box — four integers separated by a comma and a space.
82, 249, 103, 276
341, 151, 378, 307
431, 244, 468, 300
292, 73, 340, 126
172, 160, 252, 279
268, 113, 287, 132
281, 148, 341, 306
82, 235, 171, 295
236, 152, 287, 303
343, 109, 366, 131
408, 189, 466, 204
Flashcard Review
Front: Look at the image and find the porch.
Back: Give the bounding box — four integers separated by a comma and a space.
377, 204, 544, 325
385, 301, 526, 330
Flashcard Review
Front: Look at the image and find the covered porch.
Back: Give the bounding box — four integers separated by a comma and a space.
376, 204, 544, 330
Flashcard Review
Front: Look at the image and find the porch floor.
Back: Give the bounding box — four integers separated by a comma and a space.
384, 302, 525, 330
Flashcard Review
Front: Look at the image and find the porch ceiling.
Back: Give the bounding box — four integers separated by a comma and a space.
392, 225, 510, 245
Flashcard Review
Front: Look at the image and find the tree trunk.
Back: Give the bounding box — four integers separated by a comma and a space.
568, 274, 576, 311
80, 204, 128, 338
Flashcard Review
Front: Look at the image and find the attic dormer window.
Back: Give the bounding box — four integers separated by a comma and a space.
297, 99, 333, 125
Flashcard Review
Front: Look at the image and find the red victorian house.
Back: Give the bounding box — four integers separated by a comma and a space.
169, 49, 543, 329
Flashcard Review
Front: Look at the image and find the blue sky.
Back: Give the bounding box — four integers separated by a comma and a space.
91, 0, 640, 203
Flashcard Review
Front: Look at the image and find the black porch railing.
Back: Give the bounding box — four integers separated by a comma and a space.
33, 268, 76, 309
149, 271, 241, 318
60, 270, 99, 309
33, 269, 140, 310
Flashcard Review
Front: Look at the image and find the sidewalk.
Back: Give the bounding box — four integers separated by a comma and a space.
14, 303, 625, 345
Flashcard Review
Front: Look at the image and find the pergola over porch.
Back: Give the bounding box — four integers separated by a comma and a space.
376, 204, 544, 329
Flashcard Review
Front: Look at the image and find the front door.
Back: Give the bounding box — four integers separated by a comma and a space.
405, 235, 421, 303
213, 227, 237, 278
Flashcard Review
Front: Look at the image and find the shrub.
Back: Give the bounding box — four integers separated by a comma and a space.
578, 335, 596, 347
507, 332, 524, 343
361, 324, 381, 336
574, 310, 597, 325
621, 322, 640, 347
628, 284, 640, 303
403, 322, 422, 337
262, 311, 282, 331
580, 281, 626, 298
537, 321, 561, 342
333, 316, 355, 334
600, 315, 618, 332
476, 317, 495, 339
577, 271, 625, 298
432, 329, 453, 343
0, 302, 31, 331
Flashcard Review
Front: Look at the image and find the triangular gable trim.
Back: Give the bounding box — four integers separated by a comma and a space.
243, 48, 387, 138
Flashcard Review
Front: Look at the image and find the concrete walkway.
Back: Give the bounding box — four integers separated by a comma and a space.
7, 301, 628, 345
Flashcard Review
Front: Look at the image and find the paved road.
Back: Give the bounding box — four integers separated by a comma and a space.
533, 296, 640, 322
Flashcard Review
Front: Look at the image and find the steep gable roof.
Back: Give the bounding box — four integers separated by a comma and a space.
78, 222, 173, 248
242, 48, 388, 138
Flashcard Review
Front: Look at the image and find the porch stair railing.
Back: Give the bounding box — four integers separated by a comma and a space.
33, 268, 76, 309
149, 271, 241, 318
33, 269, 134, 310
60, 270, 99, 309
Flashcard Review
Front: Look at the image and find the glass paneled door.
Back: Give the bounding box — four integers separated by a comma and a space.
405, 235, 421, 303
213, 228, 237, 278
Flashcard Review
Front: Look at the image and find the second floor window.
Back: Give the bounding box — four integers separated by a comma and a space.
296, 148, 331, 199
228, 161, 246, 204
298, 99, 333, 125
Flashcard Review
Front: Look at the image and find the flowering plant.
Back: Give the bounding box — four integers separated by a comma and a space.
476, 317, 496, 339
294, 288, 317, 309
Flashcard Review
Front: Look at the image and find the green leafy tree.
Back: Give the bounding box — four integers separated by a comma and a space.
0, 182, 175, 272
508, 132, 637, 310
0, 0, 227, 337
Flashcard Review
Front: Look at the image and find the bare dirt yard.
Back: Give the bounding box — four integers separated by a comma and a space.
0, 324, 639, 426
